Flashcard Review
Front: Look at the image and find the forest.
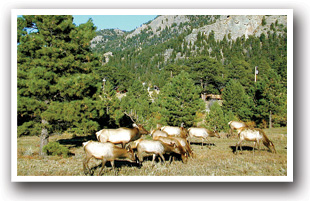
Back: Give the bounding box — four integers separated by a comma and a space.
17, 15, 287, 156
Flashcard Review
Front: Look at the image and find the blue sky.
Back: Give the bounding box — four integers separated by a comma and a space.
73, 15, 157, 31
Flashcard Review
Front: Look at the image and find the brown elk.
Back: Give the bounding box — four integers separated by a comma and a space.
228, 121, 246, 137
160, 125, 188, 138
151, 129, 168, 139
235, 128, 276, 155
82, 141, 136, 175
171, 136, 195, 158
155, 136, 188, 163
136, 139, 186, 165
96, 123, 149, 148
187, 127, 220, 148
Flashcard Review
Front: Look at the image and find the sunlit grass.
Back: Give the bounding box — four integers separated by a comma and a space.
17, 128, 287, 176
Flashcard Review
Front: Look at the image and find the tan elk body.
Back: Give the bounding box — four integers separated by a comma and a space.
96, 123, 148, 148
82, 141, 136, 175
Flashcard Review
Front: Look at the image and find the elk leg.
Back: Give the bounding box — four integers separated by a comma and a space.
152, 154, 157, 165
253, 142, 256, 156
137, 151, 144, 165
159, 153, 165, 164
99, 158, 107, 175
236, 140, 242, 154
110, 160, 115, 170
83, 156, 92, 175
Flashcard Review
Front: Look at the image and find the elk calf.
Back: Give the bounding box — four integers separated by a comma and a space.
83, 141, 136, 175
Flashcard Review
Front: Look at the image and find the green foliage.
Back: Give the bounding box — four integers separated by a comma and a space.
205, 102, 226, 131
254, 69, 287, 126
17, 15, 104, 137
43, 142, 70, 157
185, 56, 226, 94
222, 79, 254, 121
156, 71, 205, 127
120, 79, 152, 124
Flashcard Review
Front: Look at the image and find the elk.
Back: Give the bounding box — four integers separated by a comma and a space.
160, 125, 188, 138
82, 141, 136, 175
151, 129, 168, 139
187, 127, 220, 148
152, 132, 194, 159
136, 139, 186, 165
155, 136, 188, 163
235, 128, 276, 155
96, 123, 149, 148
228, 121, 246, 137
171, 136, 195, 158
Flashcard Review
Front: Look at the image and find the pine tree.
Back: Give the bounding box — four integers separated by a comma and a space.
156, 71, 205, 127
254, 69, 286, 127
120, 79, 151, 124
17, 15, 101, 155
185, 56, 226, 94
205, 102, 226, 132
222, 79, 254, 121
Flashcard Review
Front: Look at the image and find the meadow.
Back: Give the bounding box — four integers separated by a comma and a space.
17, 127, 287, 176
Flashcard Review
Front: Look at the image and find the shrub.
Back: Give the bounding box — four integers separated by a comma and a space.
43, 142, 70, 157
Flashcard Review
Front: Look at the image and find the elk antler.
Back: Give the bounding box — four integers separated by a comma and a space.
124, 112, 136, 124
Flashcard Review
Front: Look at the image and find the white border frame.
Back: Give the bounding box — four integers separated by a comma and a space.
11, 9, 293, 182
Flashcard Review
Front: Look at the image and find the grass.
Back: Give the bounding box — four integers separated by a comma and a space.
17, 127, 287, 176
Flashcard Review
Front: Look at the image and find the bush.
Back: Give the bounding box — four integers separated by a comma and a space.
43, 142, 70, 157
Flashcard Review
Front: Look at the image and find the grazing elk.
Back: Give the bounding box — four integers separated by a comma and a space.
235, 128, 276, 155
155, 136, 188, 163
172, 136, 195, 158
96, 123, 149, 148
153, 132, 194, 158
160, 125, 188, 138
82, 141, 136, 175
228, 121, 246, 137
136, 139, 186, 165
188, 127, 220, 148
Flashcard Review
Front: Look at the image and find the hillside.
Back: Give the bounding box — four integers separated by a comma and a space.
89, 14, 287, 129
91, 15, 287, 87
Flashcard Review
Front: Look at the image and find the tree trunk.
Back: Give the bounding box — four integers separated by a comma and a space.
39, 119, 49, 156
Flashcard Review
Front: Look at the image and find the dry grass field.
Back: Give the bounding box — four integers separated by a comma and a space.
17, 127, 287, 176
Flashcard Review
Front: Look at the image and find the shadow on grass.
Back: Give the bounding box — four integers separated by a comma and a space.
86, 160, 140, 176
190, 142, 216, 147
57, 135, 97, 148
230, 145, 255, 154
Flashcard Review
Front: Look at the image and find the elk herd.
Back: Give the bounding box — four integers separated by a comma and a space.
82, 120, 277, 175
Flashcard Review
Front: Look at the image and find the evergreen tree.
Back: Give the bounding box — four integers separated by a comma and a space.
222, 79, 254, 121
185, 56, 226, 94
226, 57, 254, 92
254, 69, 287, 127
17, 15, 101, 155
120, 79, 151, 124
205, 102, 226, 132
156, 71, 205, 127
